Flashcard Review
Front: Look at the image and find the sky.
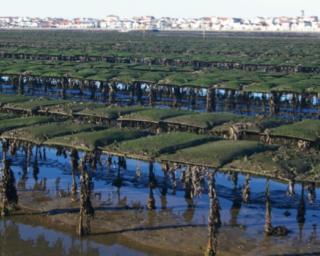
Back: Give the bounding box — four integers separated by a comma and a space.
1, 0, 319, 18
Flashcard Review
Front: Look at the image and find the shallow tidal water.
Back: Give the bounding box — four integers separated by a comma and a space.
0, 218, 149, 256
0, 147, 320, 255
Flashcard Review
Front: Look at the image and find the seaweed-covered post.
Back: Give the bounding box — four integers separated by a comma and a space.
147, 161, 157, 210
184, 166, 193, 201
191, 166, 204, 198
148, 84, 156, 106
242, 174, 250, 203
11, 75, 18, 92
101, 81, 109, 103
173, 86, 181, 108
18, 73, 24, 95
78, 80, 84, 97
89, 80, 97, 100
60, 76, 69, 99
1, 140, 9, 166
27, 76, 35, 96
127, 83, 134, 105
170, 164, 178, 195
261, 93, 267, 114
78, 160, 94, 236
291, 93, 298, 117
190, 88, 197, 110
134, 82, 143, 105
264, 180, 273, 235
226, 89, 236, 112
269, 92, 281, 116
205, 172, 221, 256
70, 148, 79, 200
206, 87, 215, 112
1, 159, 18, 217
108, 81, 117, 105
43, 77, 49, 94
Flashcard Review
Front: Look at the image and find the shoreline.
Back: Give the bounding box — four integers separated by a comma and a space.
0, 28, 320, 36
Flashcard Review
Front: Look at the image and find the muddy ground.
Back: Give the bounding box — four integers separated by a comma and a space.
7, 189, 319, 256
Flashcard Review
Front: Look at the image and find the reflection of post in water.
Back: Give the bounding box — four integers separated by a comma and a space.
147, 161, 157, 210
287, 179, 296, 197
264, 180, 273, 235
160, 162, 170, 210
120, 156, 127, 170
1, 159, 18, 217
231, 172, 238, 189
78, 160, 94, 236
112, 156, 123, 189
205, 172, 221, 256
92, 150, 102, 170
55, 177, 61, 196
70, 148, 79, 200
18, 145, 29, 190
39, 177, 47, 191
242, 174, 250, 203
107, 155, 112, 171
39, 146, 43, 160
310, 224, 317, 242
297, 184, 306, 241
110, 156, 124, 205
27, 143, 32, 167
307, 182, 316, 204
230, 178, 241, 227
33, 146, 39, 183
42, 147, 47, 161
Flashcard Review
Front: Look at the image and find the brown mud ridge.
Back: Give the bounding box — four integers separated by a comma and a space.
14, 190, 320, 256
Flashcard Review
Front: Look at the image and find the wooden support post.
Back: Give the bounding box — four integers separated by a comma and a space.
78, 160, 94, 236
205, 173, 220, 256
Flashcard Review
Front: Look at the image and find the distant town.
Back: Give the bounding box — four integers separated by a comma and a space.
1, 13, 320, 32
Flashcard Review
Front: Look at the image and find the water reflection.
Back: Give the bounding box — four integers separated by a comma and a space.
0, 218, 147, 256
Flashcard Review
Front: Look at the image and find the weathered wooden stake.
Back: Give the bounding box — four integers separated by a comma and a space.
205, 173, 221, 256
78, 160, 94, 236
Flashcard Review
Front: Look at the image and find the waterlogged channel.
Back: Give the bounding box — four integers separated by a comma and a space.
0, 146, 320, 255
